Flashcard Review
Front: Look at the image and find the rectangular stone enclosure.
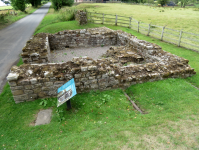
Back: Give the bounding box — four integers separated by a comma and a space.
7, 27, 196, 103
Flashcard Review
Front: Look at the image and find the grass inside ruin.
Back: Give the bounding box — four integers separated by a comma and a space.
1, 15, 199, 149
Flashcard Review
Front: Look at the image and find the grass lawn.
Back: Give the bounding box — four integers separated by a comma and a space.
1, 6, 199, 149
76, 3, 199, 34
0, 6, 12, 10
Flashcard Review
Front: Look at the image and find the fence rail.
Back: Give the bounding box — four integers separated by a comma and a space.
87, 11, 199, 52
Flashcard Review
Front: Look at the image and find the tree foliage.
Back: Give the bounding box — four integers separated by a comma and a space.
52, 0, 74, 11
10, 0, 41, 12
10, 0, 25, 11
180, 0, 190, 7
158, 0, 169, 6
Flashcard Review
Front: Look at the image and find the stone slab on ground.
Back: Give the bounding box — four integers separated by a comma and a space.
35, 109, 52, 126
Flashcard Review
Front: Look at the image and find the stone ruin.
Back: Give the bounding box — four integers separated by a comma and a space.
7, 27, 196, 103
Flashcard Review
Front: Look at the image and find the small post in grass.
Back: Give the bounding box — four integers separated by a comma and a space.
147, 23, 151, 36
161, 26, 166, 41
66, 100, 72, 110
102, 13, 104, 24
138, 21, 140, 33
129, 17, 132, 28
178, 30, 183, 47
115, 14, 118, 26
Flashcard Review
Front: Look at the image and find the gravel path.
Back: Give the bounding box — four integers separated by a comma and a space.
50, 46, 112, 63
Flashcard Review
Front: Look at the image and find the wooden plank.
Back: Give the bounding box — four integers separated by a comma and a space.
123, 91, 143, 114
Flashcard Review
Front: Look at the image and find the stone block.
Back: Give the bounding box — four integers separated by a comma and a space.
34, 83, 42, 88
90, 79, 97, 84
42, 86, 51, 91
98, 82, 108, 87
88, 66, 97, 71
48, 90, 57, 96
81, 78, 87, 82
75, 74, 81, 78
24, 85, 34, 90
102, 74, 109, 79
38, 92, 46, 98
18, 79, 30, 85
34, 88, 41, 94
44, 82, 53, 87
86, 72, 90, 77
54, 81, 64, 85
81, 66, 88, 72
89, 76, 95, 80
12, 90, 24, 96
75, 82, 81, 86
14, 94, 28, 102
38, 77, 49, 83
30, 78, 37, 84
91, 84, 98, 89
28, 94, 38, 100
98, 78, 107, 83
13, 86, 24, 90
7, 73, 19, 81
24, 90, 34, 94
97, 75, 101, 79
8, 81, 17, 87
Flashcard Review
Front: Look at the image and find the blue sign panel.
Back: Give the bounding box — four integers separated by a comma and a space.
57, 78, 77, 107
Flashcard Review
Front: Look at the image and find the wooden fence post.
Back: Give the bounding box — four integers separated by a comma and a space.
129, 17, 132, 28
90, 12, 92, 23
102, 13, 104, 24
115, 14, 118, 26
147, 23, 151, 36
178, 30, 183, 47
138, 21, 140, 33
161, 26, 165, 41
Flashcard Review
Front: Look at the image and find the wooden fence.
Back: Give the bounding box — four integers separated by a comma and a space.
87, 11, 199, 52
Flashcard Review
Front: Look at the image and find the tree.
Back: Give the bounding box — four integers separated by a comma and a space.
52, 0, 74, 11
180, 0, 190, 7
10, 0, 42, 12
158, 0, 168, 6
10, 0, 25, 11
4, 1, 10, 5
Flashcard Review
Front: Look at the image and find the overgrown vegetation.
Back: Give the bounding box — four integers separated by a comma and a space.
52, 0, 73, 11
34, 6, 77, 33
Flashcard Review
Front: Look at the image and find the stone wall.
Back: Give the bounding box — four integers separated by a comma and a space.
49, 27, 121, 50
21, 33, 50, 64
75, 10, 87, 25
7, 27, 196, 103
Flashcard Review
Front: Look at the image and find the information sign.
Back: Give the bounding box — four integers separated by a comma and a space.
57, 78, 77, 107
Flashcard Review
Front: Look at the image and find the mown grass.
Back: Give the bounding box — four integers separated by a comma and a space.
1, 7, 199, 149
76, 3, 199, 34
0, 6, 12, 10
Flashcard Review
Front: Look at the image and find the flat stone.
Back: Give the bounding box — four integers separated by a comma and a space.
30, 78, 37, 84
7, 73, 19, 81
35, 109, 52, 126
12, 90, 24, 96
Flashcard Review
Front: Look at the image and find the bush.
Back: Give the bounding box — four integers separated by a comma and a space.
158, 0, 168, 6
62, 0, 74, 7
56, 7, 77, 21
52, 0, 74, 11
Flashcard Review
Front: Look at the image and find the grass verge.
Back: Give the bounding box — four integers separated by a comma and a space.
0, 5, 43, 30
1, 14, 199, 149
